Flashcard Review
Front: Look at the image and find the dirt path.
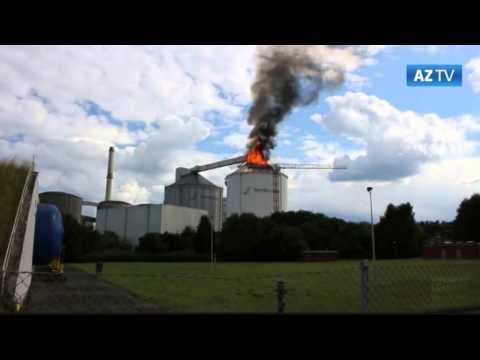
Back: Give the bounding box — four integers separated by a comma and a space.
25, 266, 162, 313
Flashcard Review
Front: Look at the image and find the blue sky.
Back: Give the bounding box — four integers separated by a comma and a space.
197, 45, 480, 162
1, 45, 480, 222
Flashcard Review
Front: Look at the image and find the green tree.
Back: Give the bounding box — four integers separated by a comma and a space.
220, 213, 263, 260
194, 215, 212, 254
268, 225, 308, 260
138, 233, 169, 253
376, 203, 418, 258
454, 193, 480, 242
178, 226, 195, 251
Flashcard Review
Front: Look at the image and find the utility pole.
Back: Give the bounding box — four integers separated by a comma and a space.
367, 187, 376, 261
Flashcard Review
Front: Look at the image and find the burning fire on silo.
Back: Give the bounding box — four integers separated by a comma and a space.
226, 46, 350, 218
245, 45, 346, 165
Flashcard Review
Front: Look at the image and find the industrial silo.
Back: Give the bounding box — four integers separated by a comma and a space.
96, 200, 131, 237
39, 191, 83, 223
97, 200, 131, 209
164, 168, 223, 231
225, 165, 288, 218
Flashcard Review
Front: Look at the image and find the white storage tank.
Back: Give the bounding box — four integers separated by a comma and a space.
225, 165, 288, 218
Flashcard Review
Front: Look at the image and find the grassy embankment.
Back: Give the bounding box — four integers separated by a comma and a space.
0, 158, 29, 265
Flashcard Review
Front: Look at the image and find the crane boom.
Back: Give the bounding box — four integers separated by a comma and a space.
187, 155, 246, 174
273, 163, 347, 170
180, 156, 346, 178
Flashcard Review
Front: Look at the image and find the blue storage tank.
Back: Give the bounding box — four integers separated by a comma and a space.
34, 204, 64, 265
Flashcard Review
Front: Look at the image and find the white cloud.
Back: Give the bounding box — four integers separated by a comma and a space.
311, 113, 323, 124
0, 45, 421, 220
298, 139, 344, 163
410, 45, 448, 54
223, 132, 249, 150
0, 46, 253, 124
309, 92, 478, 182
465, 57, 480, 93
286, 157, 480, 222
0, 45, 258, 207
345, 73, 371, 91
115, 180, 151, 204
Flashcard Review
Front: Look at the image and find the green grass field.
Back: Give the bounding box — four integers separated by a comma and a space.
73, 259, 480, 313
0, 159, 29, 263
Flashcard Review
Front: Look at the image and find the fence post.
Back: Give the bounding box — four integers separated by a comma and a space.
276, 278, 287, 314
96, 262, 103, 276
360, 259, 369, 313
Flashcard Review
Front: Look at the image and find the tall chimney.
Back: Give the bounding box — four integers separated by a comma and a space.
105, 146, 114, 201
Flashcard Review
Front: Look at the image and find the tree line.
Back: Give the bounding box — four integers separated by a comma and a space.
62, 193, 480, 262
62, 214, 214, 262
218, 193, 480, 260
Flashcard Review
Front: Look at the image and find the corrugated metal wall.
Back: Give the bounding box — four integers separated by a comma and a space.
164, 183, 222, 231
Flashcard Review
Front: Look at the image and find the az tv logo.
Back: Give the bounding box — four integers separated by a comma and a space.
407, 65, 462, 87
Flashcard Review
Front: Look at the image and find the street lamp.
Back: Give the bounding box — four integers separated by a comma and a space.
367, 187, 376, 261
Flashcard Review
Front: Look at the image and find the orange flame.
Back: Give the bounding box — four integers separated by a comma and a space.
246, 145, 268, 167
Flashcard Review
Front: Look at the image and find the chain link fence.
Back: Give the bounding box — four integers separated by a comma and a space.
1, 260, 480, 314
367, 261, 480, 313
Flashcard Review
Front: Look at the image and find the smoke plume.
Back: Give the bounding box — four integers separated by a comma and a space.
246, 45, 347, 159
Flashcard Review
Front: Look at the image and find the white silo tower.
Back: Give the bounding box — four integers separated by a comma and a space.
225, 165, 288, 218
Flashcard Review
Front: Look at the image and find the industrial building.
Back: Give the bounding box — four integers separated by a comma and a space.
38, 146, 340, 250
39, 191, 83, 222
225, 165, 288, 218
161, 152, 338, 222
94, 148, 211, 246
423, 242, 480, 259
96, 203, 208, 247
164, 168, 223, 231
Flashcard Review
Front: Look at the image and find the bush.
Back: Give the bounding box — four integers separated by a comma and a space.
220, 213, 263, 260
138, 233, 169, 254
100, 231, 121, 249
269, 225, 309, 261
63, 218, 134, 262
179, 226, 195, 251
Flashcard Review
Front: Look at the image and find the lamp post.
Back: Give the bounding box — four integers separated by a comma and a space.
367, 187, 376, 261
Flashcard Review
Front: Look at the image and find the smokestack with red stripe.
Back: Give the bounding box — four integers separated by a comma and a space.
105, 146, 114, 201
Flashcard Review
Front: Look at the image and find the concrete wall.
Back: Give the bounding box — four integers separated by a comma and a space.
97, 204, 208, 247
160, 204, 207, 234
126, 205, 149, 244
15, 174, 39, 305
98, 206, 127, 238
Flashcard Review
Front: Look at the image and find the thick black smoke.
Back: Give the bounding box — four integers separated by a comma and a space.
247, 46, 346, 159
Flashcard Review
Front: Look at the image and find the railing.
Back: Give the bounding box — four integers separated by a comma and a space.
0, 163, 33, 296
